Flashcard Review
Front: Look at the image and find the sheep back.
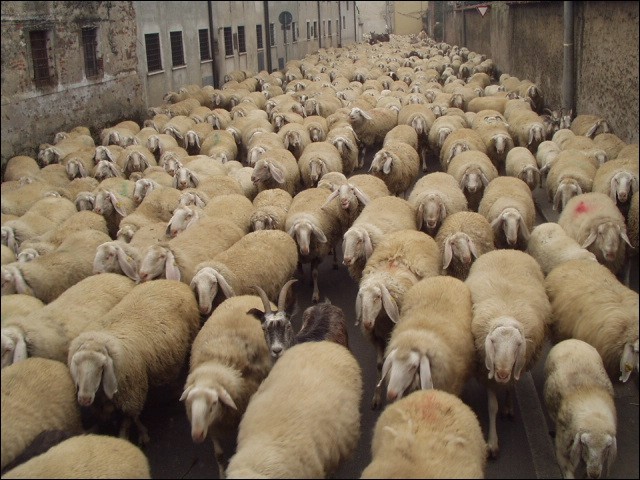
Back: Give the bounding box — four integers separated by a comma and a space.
526, 222, 597, 275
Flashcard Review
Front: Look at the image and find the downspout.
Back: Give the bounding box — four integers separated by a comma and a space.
264, 1, 272, 72
207, 1, 217, 87
462, 6, 466, 46
317, 1, 322, 49
338, 1, 342, 47
562, 1, 575, 113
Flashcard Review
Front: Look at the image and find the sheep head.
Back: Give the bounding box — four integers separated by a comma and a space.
139, 245, 180, 282
461, 166, 490, 194
571, 432, 617, 480
610, 171, 638, 204
180, 384, 237, 443
173, 167, 199, 190
582, 221, 632, 262
553, 179, 582, 212
355, 278, 400, 330
380, 347, 432, 404
287, 219, 327, 256
68, 340, 118, 406
189, 267, 235, 316
484, 316, 526, 383
166, 206, 201, 238
443, 232, 479, 270
417, 193, 446, 234
342, 226, 373, 267
1, 326, 28, 368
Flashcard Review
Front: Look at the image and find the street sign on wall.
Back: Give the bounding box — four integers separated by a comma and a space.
477, 5, 489, 17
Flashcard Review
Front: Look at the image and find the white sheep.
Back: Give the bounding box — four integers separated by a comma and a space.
250, 147, 301, 197
297, 141, 344, 189
92, 240, 141, 281
1, 273, 135, 369
100, 120, 140, 148
478, 176, 536, 250
357, 229, 442, 409
348, 106, 399, 165
505, 146, 541, 191
67, 279, 200, 445
181, 294, 273, 478
199, 129, 238, 163
379, 276, 475, 407
545, 258, 639, 383
474, 122, 515, 171
439, 127, 487, 171
1, 434, 151, 479
536, 140, 562, 175
325, 124, 360, 174
570, 114, 611, 138
1, 357, 84, 471
427, 113, 468, 158
38, 134, 95, 166
93, 187, 136, 238
407, 171, 468, 236
434, 210, 495, 280
592, 157, 639, 213
397, 103, 437, 171
361, 388, 486, 478
1, 181, 71, 217
226, 341, 362, 479
0, 229, 111, 304
465, 249, 551, 458
557, 192, 632, 274
116, 186, 182, 241
543, 339, 617, 479
628, 191, 638, 251
526, 222, 598, 275
321, 173, 390, 227
249, 188, 293, 231
303, 114, 329, 142
369, 141, 421, 198
189, 229, 298, 316
3, 156, 41, 182
245, 131, 285, 166
446, 150, 499, 212
277, 121, 312, 161
506, 109, 546, 153
342, 195, 418, 282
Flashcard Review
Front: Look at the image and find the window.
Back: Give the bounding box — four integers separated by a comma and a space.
269, 23, 275, 46
343, 15, 346, 29
237, 26, 246, 53
347, 1, 349, 10
322, 20, 326, 37
256, 24, 264, 49
306, 21, 310, 40
144, 33, 162, 72
81, 27, 99, 77
199, 28, 211, 61
292, 21, 297, 42
223, 26, 233, 56
313, 21, 318, 38
30, 30, 53, 86
328, 20, 332, 37
170, 31, 185, 67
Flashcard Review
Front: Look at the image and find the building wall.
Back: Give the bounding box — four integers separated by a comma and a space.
355, 1, 390, 41
443, 1, 639, 145
394, 1, 427, 35
1, 1, 144, 164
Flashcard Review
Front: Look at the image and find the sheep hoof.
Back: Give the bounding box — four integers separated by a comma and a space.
487, 443, 500, 460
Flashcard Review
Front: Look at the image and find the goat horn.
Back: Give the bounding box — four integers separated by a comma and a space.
277, 279, 298, 312
254, 285, 272, 314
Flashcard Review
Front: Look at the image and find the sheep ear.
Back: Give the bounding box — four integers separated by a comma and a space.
468, 238, 479, 258
586, 121, 600, 139
581, 228, 598, 249
569, 432, 583, 467
179, 385, 192, 402
102, 353, 118, 399
78, 162, 87, 178
11, 332, 28, 364
518, 216, 530, 243
619, 228, 633, 248
415, 203, 424, 230
322, 190, 340, 209
108, 192, 128, 217
12, 268, 33, 296
380, 285, 400, 324
490, 215, 503, 235
619, 342, 637, 382
439, 201, 447, 222
268, 163, 286, 184
213, 270, 236, 298
361, 110, 373, 120
115, 246, 140, 281
218, 386, 238, 410
311, 224, 327, 244
165, 250, 181, 281
352, 186, 370, 205
552, 188, 563, 211
484, 334, 495, 380
190, 171, 200, 187
363, 231, 374, 259
480, 171, 490, 187
419, 354, 434, 390
354, 291, 362, 326
379, 349, 396, 388
383, 156, 393, 175
443, 237, 453, 269
513, 336, 527, 380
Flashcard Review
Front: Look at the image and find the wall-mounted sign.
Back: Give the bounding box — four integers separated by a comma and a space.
477, 5, 489, 17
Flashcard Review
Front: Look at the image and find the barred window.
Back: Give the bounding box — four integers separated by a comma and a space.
30, 30, 52, 86
328, 20, 332, 37
307, 21, 310, 40
223, 26, 233, 56
343, 15, 346, 29
82, 27, 99, 77
199, 28, 211, 61
313, 21, 318, 38
269, 23, 275, 46
170, 31, 185, 67
238, 26, 246, 53
292, 21, 297, 42
144, 33, 162, 72
256, 24, 263, 50
322, 20, 326, 37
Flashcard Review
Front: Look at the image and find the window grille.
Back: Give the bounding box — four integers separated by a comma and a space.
238, 26, 246, 53
144, 33, 162, 72
30, 30, 52, 86
82, 27, 99, 77
256, 24, 264, 49
170, 31, 185, 67
199, 28, 211, 60
269, 23, 275, 46
223, 27, 233, 56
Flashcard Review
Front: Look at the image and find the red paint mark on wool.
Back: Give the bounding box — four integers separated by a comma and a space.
575, 201, 590, 214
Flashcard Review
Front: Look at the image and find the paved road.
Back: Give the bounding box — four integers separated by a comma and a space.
142, 152, 639, 479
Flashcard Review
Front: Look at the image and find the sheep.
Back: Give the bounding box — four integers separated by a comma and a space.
303, 114, 329, 142
67, 279, 200, 444
545, 258, 638, 383
379, 275, 475, 408
357, 229, 442, 409
4, 156, 41, 182
505, 146, 542, 190
427, 113, 468, 158
557, 192, 633, 274
543, 339, 617, 480
117, 186, 182, 241
546, 150, 599, 212
434, 210, 495, 280
189, 230, 298, 316
93, 187, 136, 239
478, 176, 536, 250
397, 103, 436, 171
1, 196, 78, 254
526, 222, 598, 275
360, 390, 486, 479
383, 124, 419, 151
225, 341, 362, 479
321, 173, 390, 227
1, 358, 84, 471
62, 147, 97, 180
285, 187, 350, 303
536, 140, 562, 175
92, 240, 141, 281
446, 150, 500, 212
342, 195, 418, 282
348, 106, 399, 166
199, 129, 238, 163
100, 120, 140, 148
465, 249, 551, 458
570, 114, 611, 138
628, 191, 639, 251
617, 143, 639, 161
297, 141, 344, 189
277, 121, 312, 161
116, 145, 158, 179
249, 187, 293, 231
507, 109, 546, 153
407, 171, 468, 236
250, 147, 301, 197
467, 95, 510, 114
38, 134, 95, 166
1, 181, 72, 217
245, 131, 285, 167
474, 122, 515, 172
180, 295, 273, 478
369, 141, 421, 198
137, 215, 245, 285
592, 157, 639, 216
439, 128, 488, 171
325, 124, 360, 175
0, 229, 112, 304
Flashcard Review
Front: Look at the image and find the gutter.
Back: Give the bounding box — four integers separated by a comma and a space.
207, 1, 217, 87
562, 1, 574, 113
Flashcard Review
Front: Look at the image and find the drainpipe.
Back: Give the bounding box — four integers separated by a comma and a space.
264, 1, 272, 72
562, 1, 574, 113
207, 1, 217, 87
338, 1, 342, 47
317, 1, 322, 49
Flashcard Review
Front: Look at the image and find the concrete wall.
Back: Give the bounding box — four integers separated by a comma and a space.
394, 1, 427, 35
355, 1, 390, 41
443, 1, 638, 144
1, 1, 145, 165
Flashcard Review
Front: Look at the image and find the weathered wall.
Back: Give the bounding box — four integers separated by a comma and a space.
394, 1, 427, 35
1, 1, 145, 166
443, 1, 638, 144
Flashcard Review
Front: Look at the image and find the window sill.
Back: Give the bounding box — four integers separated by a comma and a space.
148, 70, 165, 76
200, 59, 213, 64
172, 65, 187, 71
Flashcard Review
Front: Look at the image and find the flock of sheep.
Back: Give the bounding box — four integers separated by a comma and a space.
1, 30, 638, 479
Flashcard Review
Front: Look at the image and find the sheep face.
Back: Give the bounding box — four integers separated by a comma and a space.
179, 192, 207, 208
139, 245, 175, 282
74, 192, 94, 211
173, 167, 198, 190
611, 171, 638, 204
133, 179, 155, 204
17, 248, 39, 263
582, 222, 631, 263
484, 317, 526, 383
418, 193, 446, 234
181, 385, 236, 443
491, 207, 529, 248
461, 166, 489, 194
355, 280, 400, 331
443, 232, 478, 270
93, 160, 121, 182
553, 179, 582, 212
288, 220, 327, 257
167, 206, 200, 238
190, 267, 235, 315
342, 227, 372, 267
69, 345, 117, 406
380, 348, 424, 403
1, 327, 27, 368
568, 432, 617, 480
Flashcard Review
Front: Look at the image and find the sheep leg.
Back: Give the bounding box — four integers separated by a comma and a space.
486, 386, 500, 459
500, 388, 514, 418
556, 437, 577, 479
311, 257, 321, 303
133, 415, 150, 446
212, 436, 228, 479
331, 246, 339, 270
371, 338, 386, 410
358, 145, 366, 169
